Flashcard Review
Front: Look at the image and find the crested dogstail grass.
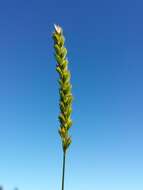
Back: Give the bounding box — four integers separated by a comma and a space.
52, 24, 73, 190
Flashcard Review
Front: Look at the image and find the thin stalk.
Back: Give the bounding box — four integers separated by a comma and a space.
61, 151, 66, 190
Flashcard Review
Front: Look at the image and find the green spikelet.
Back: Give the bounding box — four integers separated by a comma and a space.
52, 24, 73, 153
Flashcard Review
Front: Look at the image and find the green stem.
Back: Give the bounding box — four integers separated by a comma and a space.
61, 151, 66, 190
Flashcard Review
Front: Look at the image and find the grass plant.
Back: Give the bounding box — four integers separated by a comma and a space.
52, 24, 73, 190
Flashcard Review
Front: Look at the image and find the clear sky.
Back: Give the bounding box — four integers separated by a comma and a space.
0, 0, 143, 190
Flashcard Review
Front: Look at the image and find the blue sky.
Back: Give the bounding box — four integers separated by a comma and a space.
0, 0, 143, 190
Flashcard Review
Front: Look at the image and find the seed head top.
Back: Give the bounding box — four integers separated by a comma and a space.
54, 24, 62, 34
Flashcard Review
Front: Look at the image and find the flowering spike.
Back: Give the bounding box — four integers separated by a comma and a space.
53, 24, 73, 153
